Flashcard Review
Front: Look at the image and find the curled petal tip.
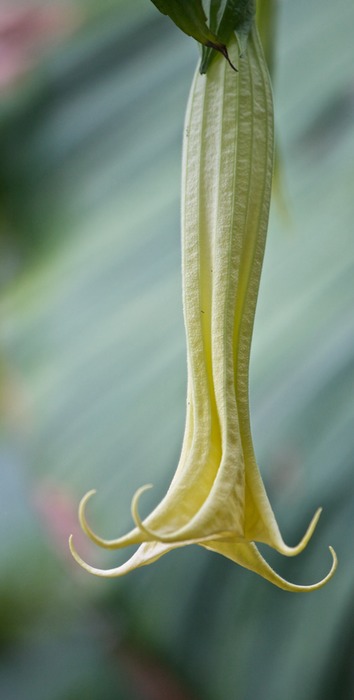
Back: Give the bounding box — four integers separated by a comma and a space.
328, 546, 338, 574
280, 507, 323, 557
84, 488, 97, 500
79, 490, 97, 529
77, 488, 117, 549
79, 489, 97, 515
132, 484, 154, 502
68, 534, 80, 565
69, 533, 98, 576
297, 506, 322, 552
305, 545, 338, 592
131, 484, 161, 540
131, 483, 154, 522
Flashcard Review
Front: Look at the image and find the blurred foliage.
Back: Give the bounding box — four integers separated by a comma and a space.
0, 0, 354, 698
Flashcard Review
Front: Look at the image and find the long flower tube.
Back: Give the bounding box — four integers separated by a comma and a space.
70, 24, 337, 590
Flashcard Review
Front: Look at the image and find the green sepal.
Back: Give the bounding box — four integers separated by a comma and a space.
150, 0, 234, 68
200, 0, 255, 73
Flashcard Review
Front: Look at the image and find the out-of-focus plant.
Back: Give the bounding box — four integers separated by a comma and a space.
70, 0, 336, 590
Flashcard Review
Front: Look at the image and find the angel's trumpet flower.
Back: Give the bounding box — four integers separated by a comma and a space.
70, 24, 337, 590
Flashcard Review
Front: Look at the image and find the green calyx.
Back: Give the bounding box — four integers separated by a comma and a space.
201, 0, 255, 72
150, 0, 255, 73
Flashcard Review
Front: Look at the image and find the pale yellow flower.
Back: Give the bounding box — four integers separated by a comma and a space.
70, 25, 337, 590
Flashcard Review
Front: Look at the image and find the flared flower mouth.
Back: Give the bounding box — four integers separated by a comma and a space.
70, 22, 337, 591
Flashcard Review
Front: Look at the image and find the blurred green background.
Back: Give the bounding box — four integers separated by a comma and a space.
1, 1, 354, 698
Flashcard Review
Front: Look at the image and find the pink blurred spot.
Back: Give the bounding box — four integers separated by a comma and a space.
0, 2, 81, 91
33, 479, 92, 567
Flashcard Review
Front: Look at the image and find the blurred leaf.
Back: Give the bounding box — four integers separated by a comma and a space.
150, 0, 232, 68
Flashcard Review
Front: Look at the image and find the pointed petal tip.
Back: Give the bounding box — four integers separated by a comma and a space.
78, 488, 97, 519
131, 483, 154, 509
78, 487, 132, 550
69, 531, 167, 579
69, 533, 110, 577
284, 544, 337, 593
277, 507, 323, 557
77, 486, 142, 550
306, 544, 338, 592
69, 533, 84, 569
328, 545, 338, 573
78, 488, 102, 541
82, 488, 97, 501
131, 483, 163, 541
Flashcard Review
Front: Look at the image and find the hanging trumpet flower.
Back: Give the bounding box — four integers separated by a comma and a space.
70, 7, 337, 590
